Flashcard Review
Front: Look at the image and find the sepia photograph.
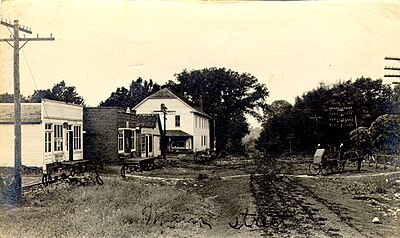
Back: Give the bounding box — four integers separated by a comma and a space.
1, 0, 400, 237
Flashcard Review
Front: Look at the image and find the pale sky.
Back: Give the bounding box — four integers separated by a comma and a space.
1, 0, 400, 115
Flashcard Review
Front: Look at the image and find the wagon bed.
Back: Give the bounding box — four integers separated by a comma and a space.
43, 159, 103, 186
120, 157, 160, 178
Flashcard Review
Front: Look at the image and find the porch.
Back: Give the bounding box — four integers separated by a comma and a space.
166, 130, 193, 153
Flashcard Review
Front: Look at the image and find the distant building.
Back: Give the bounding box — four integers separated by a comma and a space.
83, 107, 161, 162
0, 99, 84, 169
133, 88, 211, 153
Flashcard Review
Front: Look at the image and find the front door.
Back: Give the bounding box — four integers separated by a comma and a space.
69, 131, 74, 161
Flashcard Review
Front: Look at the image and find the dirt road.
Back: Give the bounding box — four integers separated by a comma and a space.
248, 169, 400, 238
2, 157, 399, 237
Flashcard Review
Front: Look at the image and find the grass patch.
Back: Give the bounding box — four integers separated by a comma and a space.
0, 178, 216, 238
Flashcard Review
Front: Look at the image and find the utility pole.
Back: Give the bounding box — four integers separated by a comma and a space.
384, 57, 400, 81
154, 103, 175, 160
310, 116, 322, 145
0, 19, 54, 203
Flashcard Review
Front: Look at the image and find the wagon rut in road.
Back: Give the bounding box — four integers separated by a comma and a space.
250, 173, 365, 238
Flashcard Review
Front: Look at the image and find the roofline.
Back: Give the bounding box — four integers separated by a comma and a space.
84, 106, 125, 110
0, 102, 40, 106
0, 122, 41, 125
192, 110, 211, 119
0, 100, 83, 108
133, 88, 211, 118
42, 99, 84, 108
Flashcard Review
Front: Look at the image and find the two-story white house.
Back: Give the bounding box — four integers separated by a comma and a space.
133, 88, 211, 153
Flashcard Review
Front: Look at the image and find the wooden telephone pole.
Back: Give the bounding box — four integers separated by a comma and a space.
154, 103, 175, 160
0, 19, 54, 203
384, 57, 400, 82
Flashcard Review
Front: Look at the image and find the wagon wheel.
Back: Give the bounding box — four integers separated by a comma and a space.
120, 165, 126, 178
42, 174, 49, 186
331, 160, 341, 174
338, 160, 346, 172
147, 162, 155, 171
309, 163, 321, 176
42, 174, 53, 186
69, 167, 76, 177
60, 172, 68, 180
95, 174, 104, 185
194, 154, 200, 163
136, 165, 142, 172
128, 166, 134, 173
320, 163, 330, 176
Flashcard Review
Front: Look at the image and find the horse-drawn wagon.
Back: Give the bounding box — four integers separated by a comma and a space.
120, 157, 162, 178
309, 146, 364, 176
42, 159, 104, 186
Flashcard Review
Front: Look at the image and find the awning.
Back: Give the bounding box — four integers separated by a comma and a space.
165, 130, 192, 137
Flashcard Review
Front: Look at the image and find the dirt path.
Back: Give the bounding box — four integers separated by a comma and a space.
15, 162, 399, 237
124, 170, 400, 181
249, 173, 368, 237
121, 169, 398, 237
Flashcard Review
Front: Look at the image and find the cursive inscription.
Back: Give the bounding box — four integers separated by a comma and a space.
141, 205, 212, 229
228, 208, 295, 229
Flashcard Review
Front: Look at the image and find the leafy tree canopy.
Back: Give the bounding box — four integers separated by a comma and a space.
349, 127, 371, 154
256, 77, 396, 155
369, 114, 400, 155
28, 81, 85, 105
99, 77, 160, 108
166, 67, 269, 154
0, 93, 27, 103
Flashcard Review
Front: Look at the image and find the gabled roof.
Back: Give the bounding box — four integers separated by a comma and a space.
147, 88, 176, 99
0, 103, 41, 124
134, 88, 211, 119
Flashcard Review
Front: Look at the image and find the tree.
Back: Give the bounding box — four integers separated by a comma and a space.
256, 77, 395, 155
262, 100, 292, 122
349, 127, 371, 155
256, 106, 314, 155
391, 84, 400, 114
28, 81, 84, 105
0, 93, 27, 103
99, 87, 130, 108
100, 77, 160, 108
369, 114, 400, 154
167, 67, 269, 154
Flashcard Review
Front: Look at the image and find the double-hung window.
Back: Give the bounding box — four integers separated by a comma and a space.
54, 125, 64, 152
44, 123, 52, 153
118, 130, 124, 152
73, 126, 82, 150
175, 115, 181, 127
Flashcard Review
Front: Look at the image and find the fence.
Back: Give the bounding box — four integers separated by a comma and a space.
364, 154, 399, 170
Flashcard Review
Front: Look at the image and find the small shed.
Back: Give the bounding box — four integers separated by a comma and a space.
0, 99, 84, 170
